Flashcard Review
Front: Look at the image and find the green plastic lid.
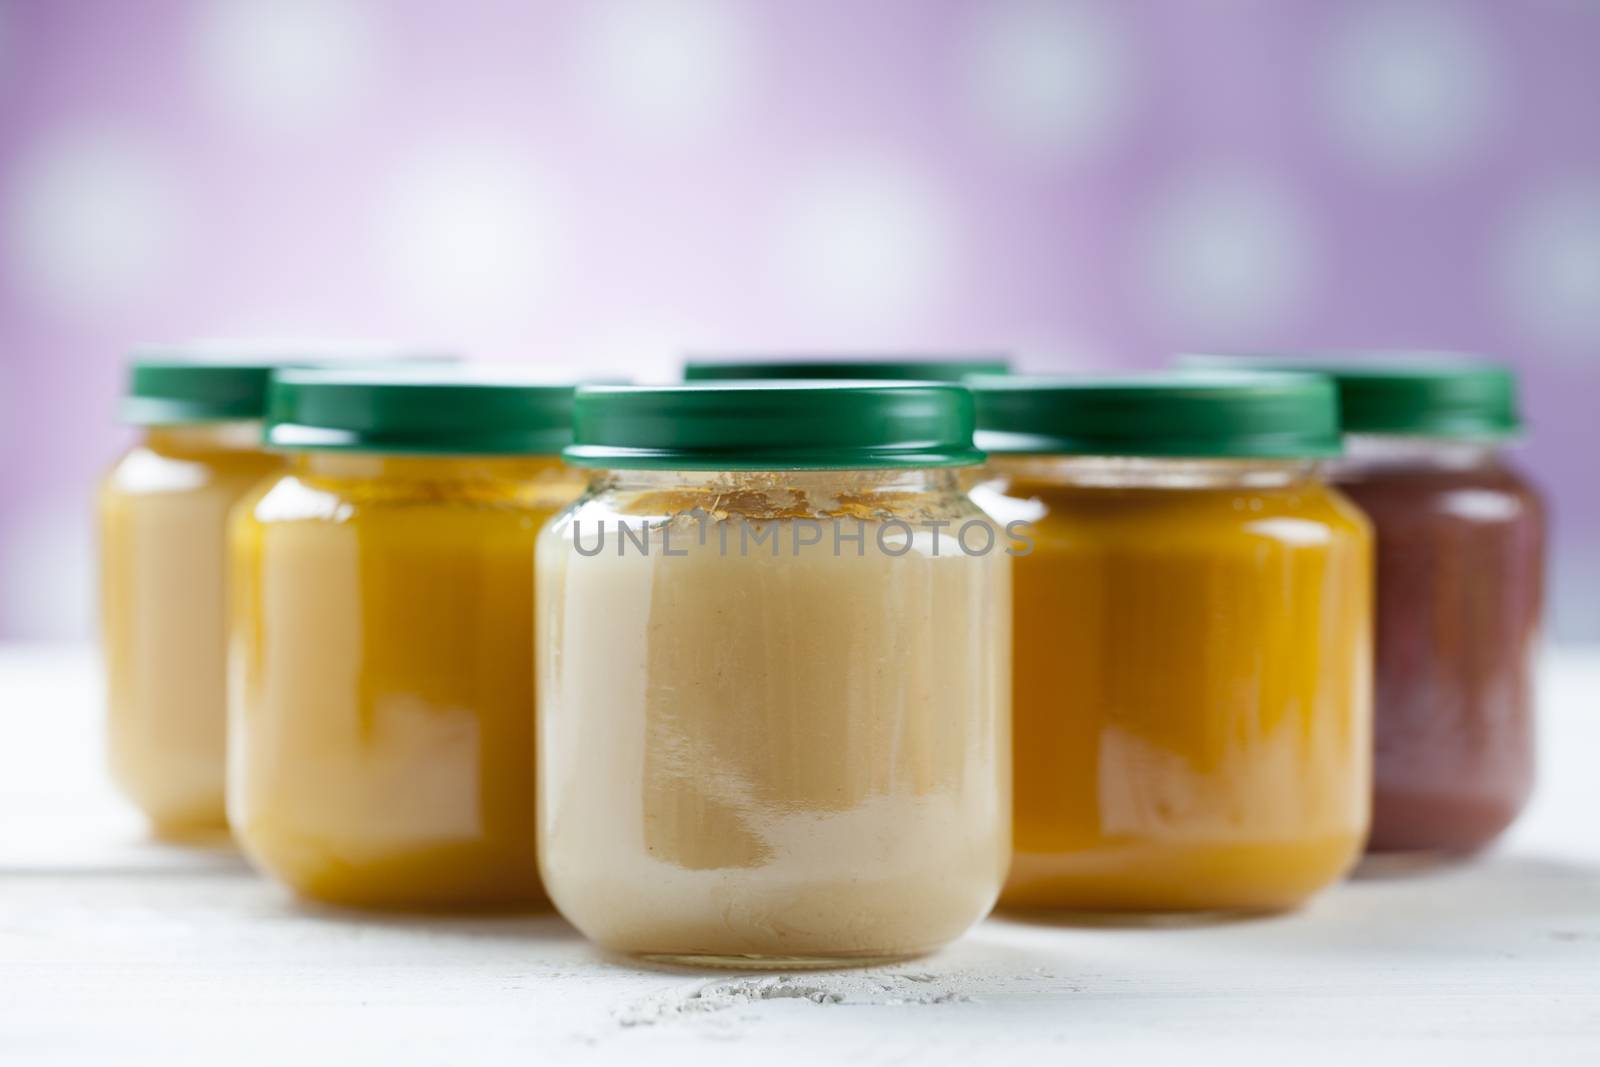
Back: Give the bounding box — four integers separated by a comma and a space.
565, 381, 983, 469
266, 368, 581, 455
969, 373, 1343, 458
124, 357, 289, 425
684, 355, 1010, 382
1180, 353, 1521, 439
121, 341, 457, 425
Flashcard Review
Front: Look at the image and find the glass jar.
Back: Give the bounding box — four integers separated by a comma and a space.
970, 374, 1373, 913
100, 356, 290, 836
229, 370, 584, 909
1184, 356, 1547, 856
538, 382, 1011, 966
1320, 364, 1543, 855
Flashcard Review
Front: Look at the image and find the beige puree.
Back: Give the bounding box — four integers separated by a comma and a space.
536, 470, 1011, 964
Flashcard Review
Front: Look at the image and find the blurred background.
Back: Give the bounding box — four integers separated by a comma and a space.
0, 0, 1595, 642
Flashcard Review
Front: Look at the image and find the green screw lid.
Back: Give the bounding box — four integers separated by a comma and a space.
1180, 353, 1521, 439
969, 373, 1343, 458
121, 341, 456, 425
684, 355, 1009, 382
565, 381, 983, 469
266, 368, 582, 455
124, 357, 289, 425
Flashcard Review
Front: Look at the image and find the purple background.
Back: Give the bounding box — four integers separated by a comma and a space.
0, 0, 1596, 640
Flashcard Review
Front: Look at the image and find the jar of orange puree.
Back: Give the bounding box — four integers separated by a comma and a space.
1183, 356, 1544, 857
229, 369, 586, 909
970, 374, 1373, 914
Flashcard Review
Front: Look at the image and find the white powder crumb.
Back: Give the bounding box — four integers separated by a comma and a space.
613, 971, 973, 1029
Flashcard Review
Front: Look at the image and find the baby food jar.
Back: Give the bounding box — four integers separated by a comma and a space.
101, 354, 292, 835
538, 382, 1012, 966
1184, 357, 1545, 856
970, 374, 1373, 914
230, 370, 585, 909
1315, 361, 1541, 855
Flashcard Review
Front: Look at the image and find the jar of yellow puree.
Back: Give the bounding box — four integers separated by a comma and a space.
969, 374, 1373, 914
100, 354, 299, 836
230, 370, 586, 909
539, 382, 1011, 966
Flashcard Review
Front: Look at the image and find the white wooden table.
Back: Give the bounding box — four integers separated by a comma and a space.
2, 645, 1596, 1066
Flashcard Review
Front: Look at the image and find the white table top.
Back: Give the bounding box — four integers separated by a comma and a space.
2, 645, 1596, 1066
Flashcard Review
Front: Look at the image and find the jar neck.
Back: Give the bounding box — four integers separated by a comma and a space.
589, 467, 968, 521
982, 454, 1318, 490
594, 467, 960, 496
142, 421, 264, 454
1338, 434, 1506, 473
291, 451, 570, 484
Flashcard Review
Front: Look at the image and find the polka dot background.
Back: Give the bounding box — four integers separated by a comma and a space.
0, 0, 1596, 639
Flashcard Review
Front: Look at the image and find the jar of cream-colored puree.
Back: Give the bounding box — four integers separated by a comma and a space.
101, 354, 294, 835
537, 382, 1012, 966
101, 344, 453, 837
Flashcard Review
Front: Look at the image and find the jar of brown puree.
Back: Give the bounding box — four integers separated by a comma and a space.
1187, 356, 1545, 855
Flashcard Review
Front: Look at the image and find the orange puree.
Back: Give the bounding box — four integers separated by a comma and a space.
229, 453, 582, 909
979, 457, 1373, 913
